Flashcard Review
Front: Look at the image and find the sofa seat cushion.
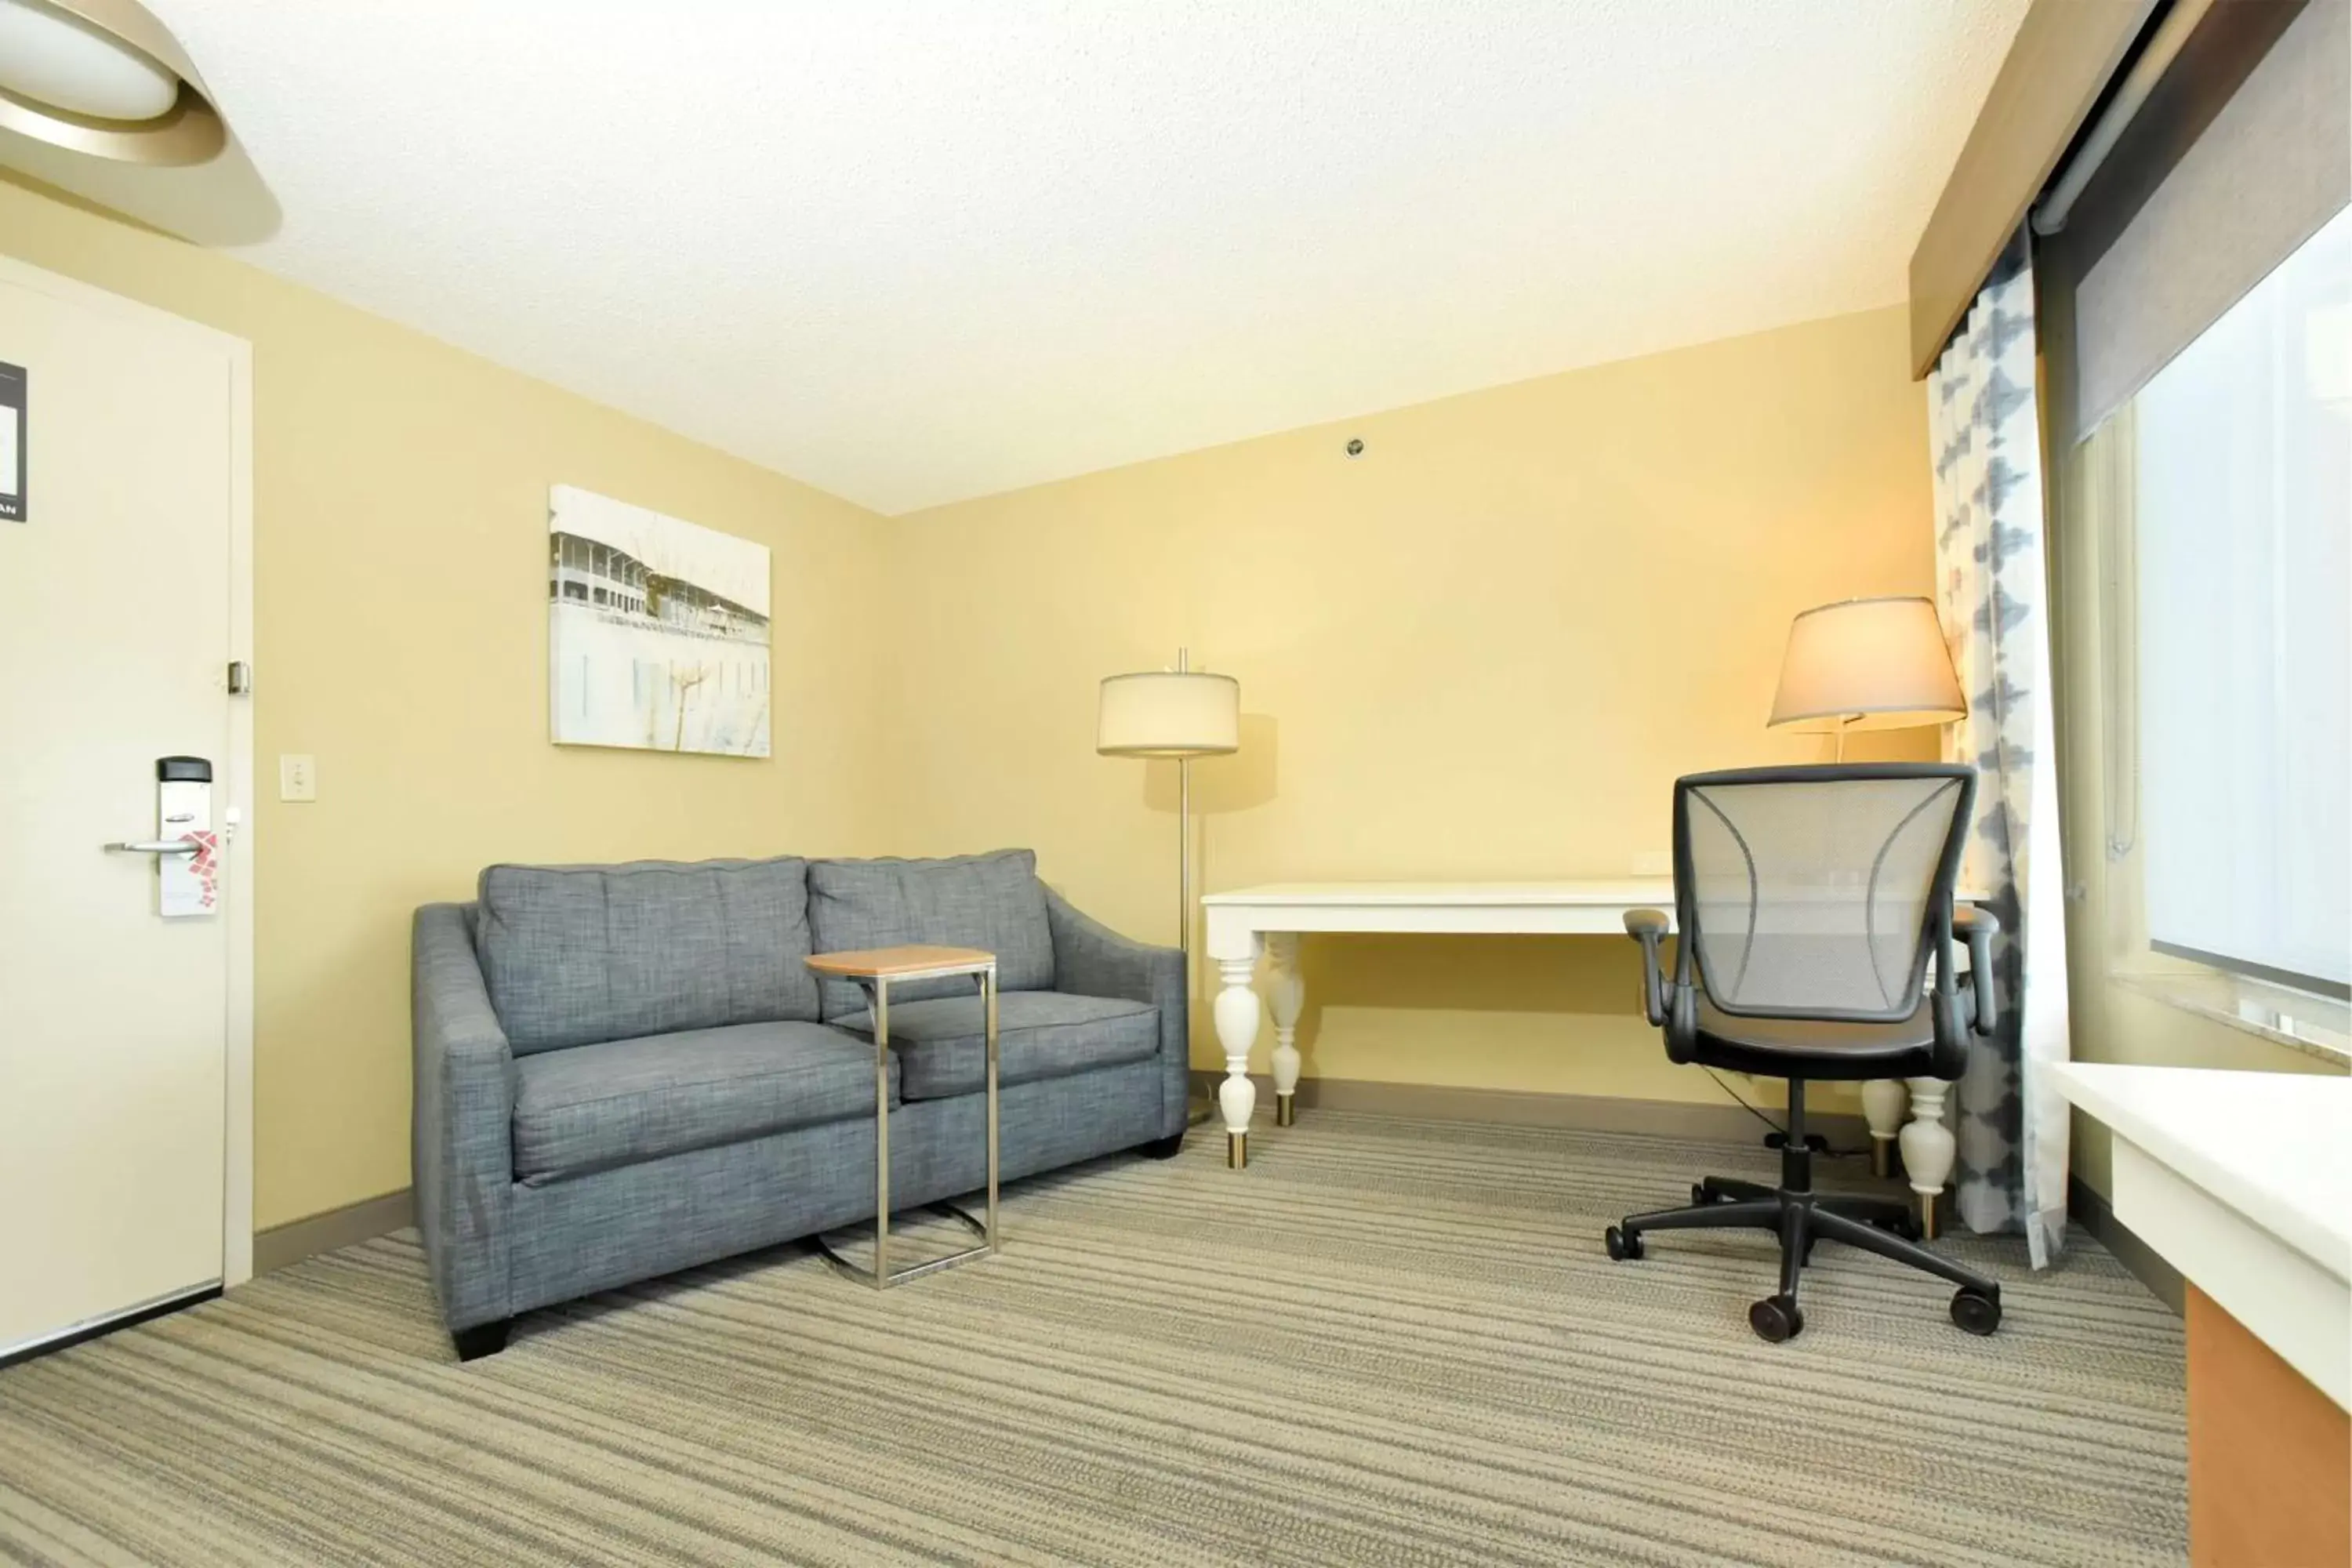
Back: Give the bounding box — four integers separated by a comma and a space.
479, 857, 821, 1054
806, 850, 1055, 1020
837, 991, 1158, 1101
512, 1020, 893, 1184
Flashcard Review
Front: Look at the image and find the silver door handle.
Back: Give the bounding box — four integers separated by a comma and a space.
107, 839, 200, 855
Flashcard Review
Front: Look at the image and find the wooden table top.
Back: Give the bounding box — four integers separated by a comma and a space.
805, 944, 996, 978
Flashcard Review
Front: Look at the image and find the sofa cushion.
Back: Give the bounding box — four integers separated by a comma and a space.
478, 858, 820, 1053
837, 990, 1159, 1101
511, 1019, 891, 1183
806, 850, 1054, 1020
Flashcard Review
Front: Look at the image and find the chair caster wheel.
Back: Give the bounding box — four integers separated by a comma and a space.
1888, 1213, 1923, 1243
1748, 1294, 1804, 1343
1604, 1225, 1643, 1261
1951, 1287, 2002, 1336
1691, 1182, 1711, 1205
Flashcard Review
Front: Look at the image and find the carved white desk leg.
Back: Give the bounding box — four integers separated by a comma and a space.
1266, 933, 1304, 1127
1898, 1076, 1956, 1240
1213, 949, 1264, 1168
1860, 1079, 1908, 1179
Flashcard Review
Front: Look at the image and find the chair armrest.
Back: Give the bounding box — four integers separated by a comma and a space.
412, 903, 516, 1330
1624, 909, 1671, 1027
1954, 905, 2001, 1036
1045, 887, 1189, 1137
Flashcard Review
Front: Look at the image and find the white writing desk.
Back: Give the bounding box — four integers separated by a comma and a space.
2052, 1064, 2348, 1560
1200, 880, 1973, 1203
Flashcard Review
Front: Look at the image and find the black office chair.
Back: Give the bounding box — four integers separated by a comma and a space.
1608, 763, 2005, 1343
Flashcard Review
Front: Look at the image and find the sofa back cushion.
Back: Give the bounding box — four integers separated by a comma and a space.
477, 857, 820, 1053
806, 850, 1054, 1018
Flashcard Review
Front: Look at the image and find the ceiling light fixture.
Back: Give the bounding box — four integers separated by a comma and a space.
0, 0, 224, 165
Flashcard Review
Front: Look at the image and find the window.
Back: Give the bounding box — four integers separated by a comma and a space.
2121, 205, 2350, 998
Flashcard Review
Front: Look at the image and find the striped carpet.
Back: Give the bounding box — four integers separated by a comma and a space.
0, 1112, 2186, 1566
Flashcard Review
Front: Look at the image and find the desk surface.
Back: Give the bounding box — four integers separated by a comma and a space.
2053, 1062, 2351, 1283
1203, 878, 1992, 956
1203, 880, 1675, 908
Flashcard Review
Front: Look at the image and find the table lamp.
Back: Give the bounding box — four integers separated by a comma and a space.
1097, 649, 1240, 955
1768, 596, 1966, 760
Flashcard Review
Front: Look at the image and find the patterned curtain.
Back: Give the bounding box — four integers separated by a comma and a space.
1927, 231, 2071, 1269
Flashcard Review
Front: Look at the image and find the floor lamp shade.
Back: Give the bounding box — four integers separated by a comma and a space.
1096, 670, 1240, 757
1769, 596, 1966, 732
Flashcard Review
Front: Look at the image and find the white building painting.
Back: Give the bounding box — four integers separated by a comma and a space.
548, 485, 771, 757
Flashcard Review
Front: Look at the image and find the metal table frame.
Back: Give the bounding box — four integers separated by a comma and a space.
807, 951, 1000, 1289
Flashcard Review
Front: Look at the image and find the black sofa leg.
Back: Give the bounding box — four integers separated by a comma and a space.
452, 1319, 511, 1362
1138, 1131, 1185, 1160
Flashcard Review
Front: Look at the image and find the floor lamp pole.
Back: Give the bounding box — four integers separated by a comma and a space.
1175, 646, 1193, 955
1175, 648, 1214, 1124
1178, 754, 1213, 1125
1179, 753, 1191, 956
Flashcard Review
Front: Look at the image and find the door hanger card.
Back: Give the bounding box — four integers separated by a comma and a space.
158, 771, 217, 920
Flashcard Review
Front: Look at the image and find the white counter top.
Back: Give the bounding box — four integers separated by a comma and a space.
2053, 1063, 2351, 1279
2053, 1062, 2351, 1406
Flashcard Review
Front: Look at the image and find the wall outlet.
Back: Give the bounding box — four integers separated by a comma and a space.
278, 753, 317, 802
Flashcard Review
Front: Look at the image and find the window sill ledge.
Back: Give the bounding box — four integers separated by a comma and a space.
2112, 970, 2350, 1067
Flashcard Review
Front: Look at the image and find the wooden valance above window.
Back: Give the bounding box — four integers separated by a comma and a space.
1907, 0, 2158, 377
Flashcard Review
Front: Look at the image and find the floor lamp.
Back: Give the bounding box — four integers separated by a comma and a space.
1098, 651, 1240, 1123
1769, 593, 1969, 1181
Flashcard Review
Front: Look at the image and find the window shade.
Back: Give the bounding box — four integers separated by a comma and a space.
2074, 0, 2350, 436
2134, 205, 2350, 995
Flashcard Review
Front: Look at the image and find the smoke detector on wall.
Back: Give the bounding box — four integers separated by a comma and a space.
0, 0, 277, 241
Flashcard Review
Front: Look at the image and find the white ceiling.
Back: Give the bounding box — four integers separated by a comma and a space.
149, 0, 2027, 515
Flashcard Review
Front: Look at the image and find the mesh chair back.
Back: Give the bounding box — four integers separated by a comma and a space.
1675, 765, 1974, 1022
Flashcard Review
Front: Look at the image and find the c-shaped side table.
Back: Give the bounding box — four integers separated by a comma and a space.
1201, 881, 1984, 1232
805, 944, 1000, 1287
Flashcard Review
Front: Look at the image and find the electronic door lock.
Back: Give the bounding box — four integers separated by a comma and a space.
106, 757, 218, 918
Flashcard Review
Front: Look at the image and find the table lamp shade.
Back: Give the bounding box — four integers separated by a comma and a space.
1097, 670, 1240, 757
1769, 595, 1966, 731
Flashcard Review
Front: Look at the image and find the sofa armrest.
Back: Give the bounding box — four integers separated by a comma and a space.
1044, 887, 1189, 1138
412, 902, 516, 1331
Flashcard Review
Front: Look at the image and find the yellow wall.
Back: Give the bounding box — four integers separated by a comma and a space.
883, 306, 1939, 1107
1, 175, 892, 1229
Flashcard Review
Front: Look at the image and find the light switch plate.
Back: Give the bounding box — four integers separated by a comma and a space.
278, 753, 317, 802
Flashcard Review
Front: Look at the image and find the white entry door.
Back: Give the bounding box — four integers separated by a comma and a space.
0, 259, 252, 1359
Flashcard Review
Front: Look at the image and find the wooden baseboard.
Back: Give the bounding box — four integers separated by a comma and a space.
252, 1189, 413, 1275
2067, 1174, 2185, 1314
1189, 1071, 1871, 1147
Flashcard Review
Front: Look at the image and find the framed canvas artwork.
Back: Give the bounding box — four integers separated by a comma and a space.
548, 485, 771, 757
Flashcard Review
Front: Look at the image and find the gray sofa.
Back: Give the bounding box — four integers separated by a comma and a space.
411, 848, 1186, 1359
